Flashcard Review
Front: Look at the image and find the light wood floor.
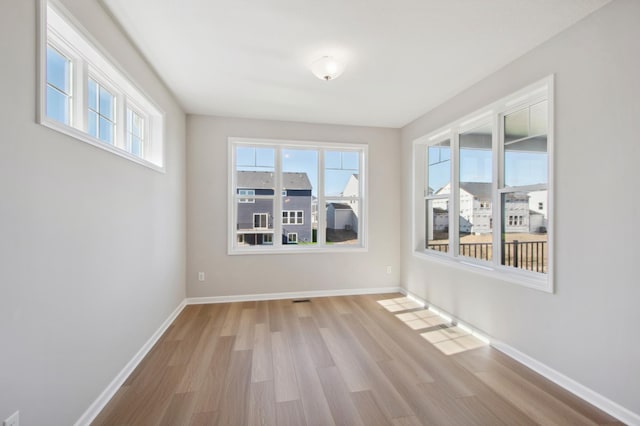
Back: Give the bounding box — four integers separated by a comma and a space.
92, 294, 622, 425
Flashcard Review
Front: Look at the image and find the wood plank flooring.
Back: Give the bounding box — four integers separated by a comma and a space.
92, 294, 622, 425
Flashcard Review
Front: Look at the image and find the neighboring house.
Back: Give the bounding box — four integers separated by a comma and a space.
236, 171, 312, 245
430, 182, 547, 236
327, 203, 357, 231
326, 173, 360, 232
528, 190, 548, 232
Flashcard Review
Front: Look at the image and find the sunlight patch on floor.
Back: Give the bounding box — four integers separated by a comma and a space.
377, 297, 422, 312
395, 309, 450, 329
421, 326, 487, 355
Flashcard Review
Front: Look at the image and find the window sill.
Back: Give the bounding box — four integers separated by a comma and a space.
40, 117, 165, 173
412, 249, 553, 293
228, 245, 368, 255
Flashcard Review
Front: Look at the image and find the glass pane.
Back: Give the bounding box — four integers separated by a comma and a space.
504, 107, 529, 143
426, 198, 449, 253
325, 200, 358, 245
427, 139, 450, 195
99, 86, 114, 120
87, 110, 98, 137
46, 46, 70, 93
131, 135, 143, 157
88, 79, 97, 111
236, 147, 276, 193
504, 135, 548, 187
99, 117, 113, 144
236, 199, 274, 246
529, 101, 548, 135
282, 149, 317, 245
46, 86, 69, 125
501, 190, 548, 273
459, 123, 493, 261
325, 151, 359, 197
132, 112, 143, 138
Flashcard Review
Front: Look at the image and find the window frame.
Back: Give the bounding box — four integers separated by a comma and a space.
37, 0, 166, 172
229, 137, 368, 255
412, 76, 554, 292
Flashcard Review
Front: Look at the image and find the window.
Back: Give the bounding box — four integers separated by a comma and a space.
283, 210, 304, 225
126, 108, 145, 158
229, 138, 367, 253
38, 1, 164, 170
87, 78, 115, 144
253, 213, 269, 229
238, 189, 255, 203
413, 77, 553, 292
45, 46, 72, 125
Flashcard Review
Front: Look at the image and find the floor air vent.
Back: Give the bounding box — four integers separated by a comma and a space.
292, 299, 311, 303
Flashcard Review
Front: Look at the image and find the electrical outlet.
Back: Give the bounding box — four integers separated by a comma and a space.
386, 266, 392, 274
3, 411, 19, 426
198, 272, 205, 281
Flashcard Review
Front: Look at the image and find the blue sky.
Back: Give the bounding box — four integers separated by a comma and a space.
428, 145, 547, 192
236, 147, 358, 197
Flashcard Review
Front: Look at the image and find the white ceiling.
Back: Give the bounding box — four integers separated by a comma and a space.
102, 0, 610, 128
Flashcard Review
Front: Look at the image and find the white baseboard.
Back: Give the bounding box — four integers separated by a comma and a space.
491, 341, 640, 426
400, 287, 640, 426
74, 299, 187, 426
186, 286, 402, 305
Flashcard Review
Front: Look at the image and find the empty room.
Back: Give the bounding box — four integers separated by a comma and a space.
1, 0, 639, 425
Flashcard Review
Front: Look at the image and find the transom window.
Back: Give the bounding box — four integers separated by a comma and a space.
87, 78, 116, 144
414, 77, 553, 292
38, 0, 164, 170
45, 46, 72, 125
126, 108, 145, 158
229, 138, 367, 254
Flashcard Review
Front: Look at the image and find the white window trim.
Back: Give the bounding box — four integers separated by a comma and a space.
412, 76, 554, 293
37, 0, 166, 172
228, 137, 368, 255
287, 233, 298, 244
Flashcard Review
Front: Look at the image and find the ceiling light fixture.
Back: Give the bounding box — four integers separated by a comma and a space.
310, 56, 345, 81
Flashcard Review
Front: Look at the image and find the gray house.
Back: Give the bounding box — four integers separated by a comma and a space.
236, 171, 313, 245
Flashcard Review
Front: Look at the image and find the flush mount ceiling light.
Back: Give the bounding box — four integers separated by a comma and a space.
310, 56, 345, 81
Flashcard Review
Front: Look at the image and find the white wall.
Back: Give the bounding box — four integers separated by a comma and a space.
401, 0, 640, 416
0, 1, 186, 425
187, 115, 400, 297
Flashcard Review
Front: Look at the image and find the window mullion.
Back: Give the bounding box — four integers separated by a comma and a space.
451, 130, 460, 257
274, 147, 282, 248
117, 96, 126, 150
73, 57, 86, 132
492, 113, 501, 267
317, 149, 326, 247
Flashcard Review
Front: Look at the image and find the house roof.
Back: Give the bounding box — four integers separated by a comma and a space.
237, 171, 312, 190
329, 203, 354, 210
459, 182, 492, 200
